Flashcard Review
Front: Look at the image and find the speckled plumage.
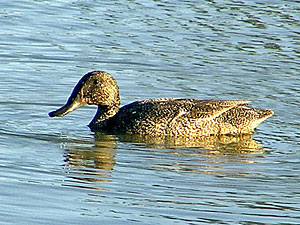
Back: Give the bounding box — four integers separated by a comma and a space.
49, 71, 273, 137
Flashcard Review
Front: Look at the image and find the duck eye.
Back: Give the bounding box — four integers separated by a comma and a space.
93, 79, 99, 85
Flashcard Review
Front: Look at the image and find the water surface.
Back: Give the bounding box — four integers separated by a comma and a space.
0, 0, 299, 224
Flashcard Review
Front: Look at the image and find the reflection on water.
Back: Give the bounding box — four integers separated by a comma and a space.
64, 133, 264, 188
63, 135, 116, 187
65, 134, 116, 170
120, 134, 265, 177
119, 133, 262, 154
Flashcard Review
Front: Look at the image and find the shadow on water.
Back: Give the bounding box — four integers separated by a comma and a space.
63, 133, 265, 189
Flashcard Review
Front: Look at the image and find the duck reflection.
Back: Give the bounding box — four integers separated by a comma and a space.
64, 134, 116, 187
119, 134, 265, 177
64, 133, 263, 188
119, 133, 263, 154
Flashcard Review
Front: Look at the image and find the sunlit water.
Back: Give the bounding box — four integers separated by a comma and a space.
0, 0, 299, 224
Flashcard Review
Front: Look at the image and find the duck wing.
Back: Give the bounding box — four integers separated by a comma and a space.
180, 99, 250, 121
121, 98, 250, 121
112, 98, 250, 135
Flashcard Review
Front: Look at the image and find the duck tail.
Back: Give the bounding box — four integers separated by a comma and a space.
249, 108, 274, 131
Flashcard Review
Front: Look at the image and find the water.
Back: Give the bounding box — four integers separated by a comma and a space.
0, 0, 299, 224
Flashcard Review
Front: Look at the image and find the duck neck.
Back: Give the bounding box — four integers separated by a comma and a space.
88, 98, 120, 131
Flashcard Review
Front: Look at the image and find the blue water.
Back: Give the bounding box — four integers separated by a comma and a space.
0, 0, 299, 224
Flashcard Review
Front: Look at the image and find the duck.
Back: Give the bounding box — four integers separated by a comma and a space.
49, 71, 273, 137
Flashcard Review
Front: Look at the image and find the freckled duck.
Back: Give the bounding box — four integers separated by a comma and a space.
49, 71, 273, 136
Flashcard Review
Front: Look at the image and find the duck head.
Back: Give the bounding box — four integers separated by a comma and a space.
49, 71, 120, 117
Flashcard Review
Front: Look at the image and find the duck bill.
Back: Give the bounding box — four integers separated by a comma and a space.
49, 93, 85, 118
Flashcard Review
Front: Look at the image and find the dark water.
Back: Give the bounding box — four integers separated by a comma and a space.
0, 0, 299, 224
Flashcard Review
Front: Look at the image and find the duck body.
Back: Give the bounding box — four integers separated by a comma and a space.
49, 71, 273, 137
90, 98, 272, 136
